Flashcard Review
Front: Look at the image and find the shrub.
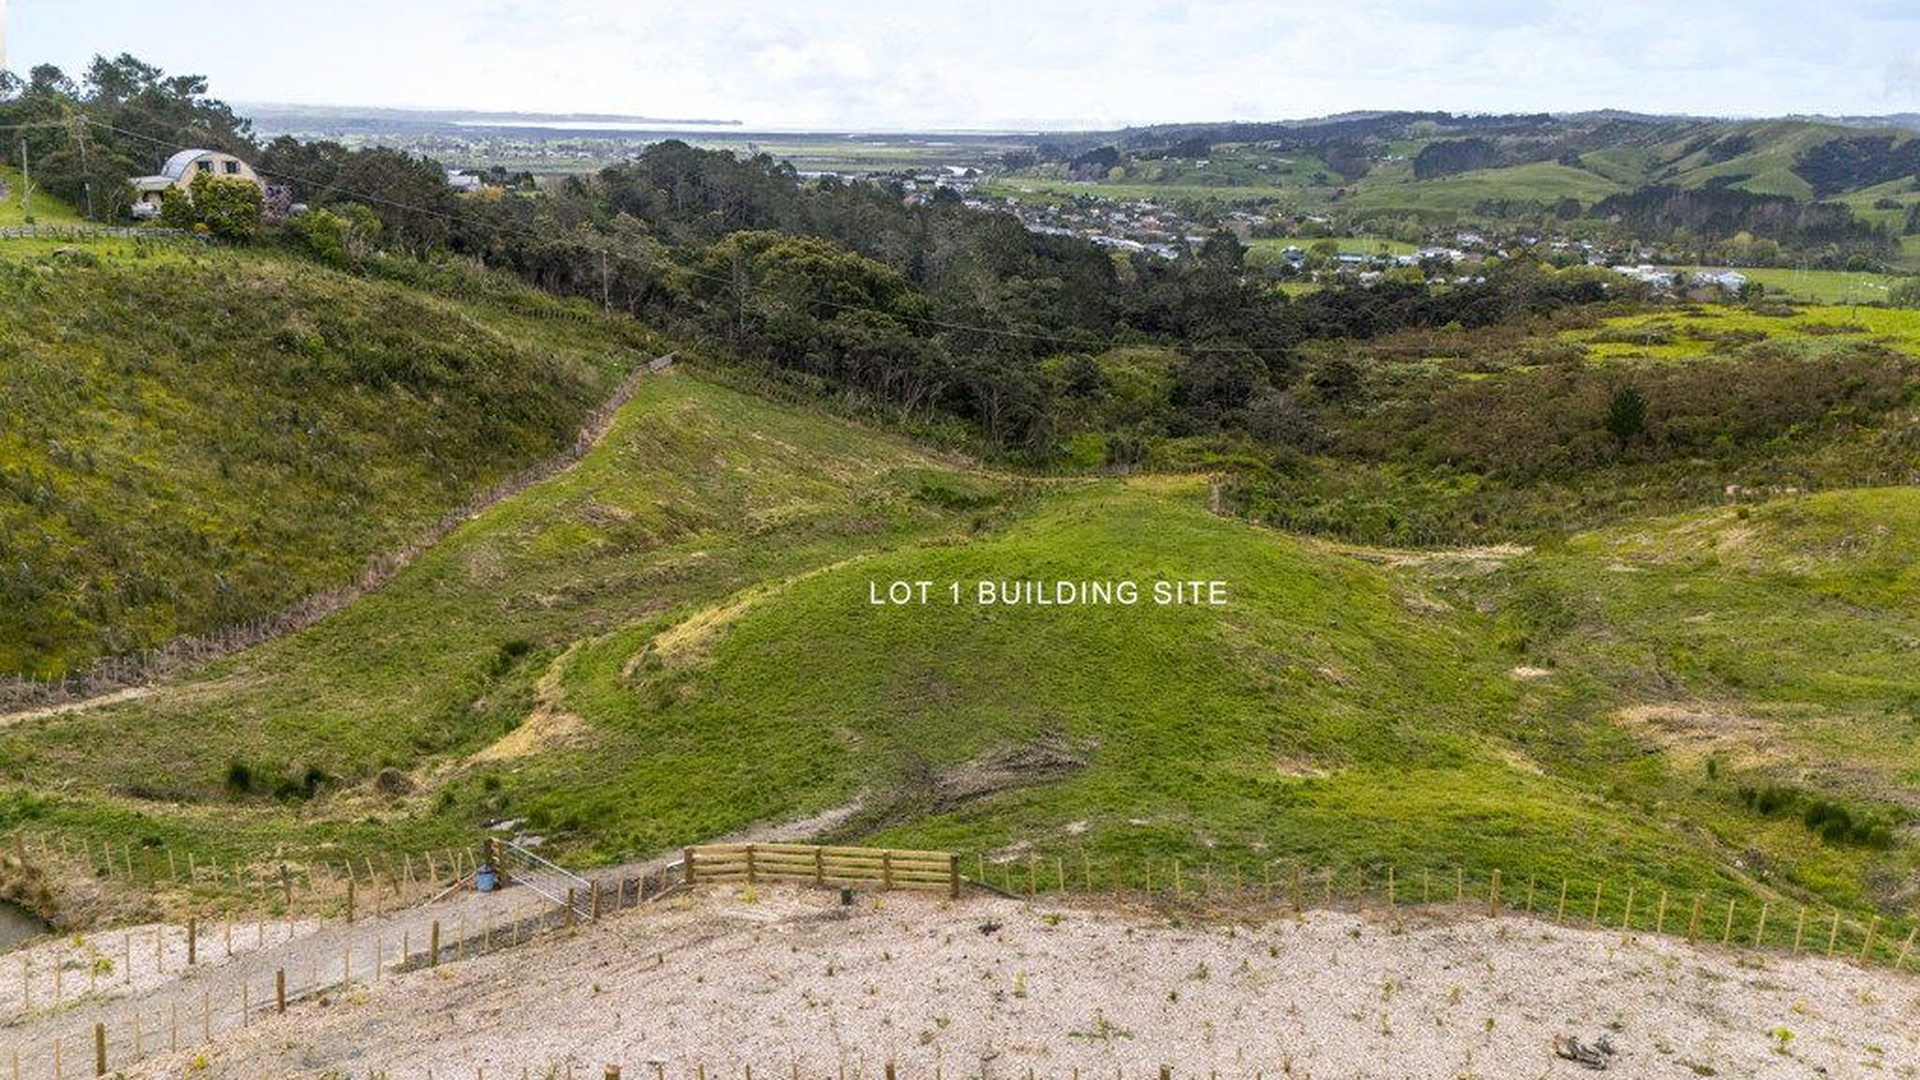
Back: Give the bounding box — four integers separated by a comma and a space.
224, 759, 254, 795
186, 174, 264, 241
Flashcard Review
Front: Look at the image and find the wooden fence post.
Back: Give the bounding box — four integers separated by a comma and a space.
93, 1022, 105, 1077
566, 889, 577, 929
1487, 870, 1501, 917
1686, 896, 1703, 942
591, 881, 602, 921
1621, 887, 1635, 931
1793, 907, 1807, 954
606, 1068, 621, 1080
281, 864, 293, 908
948, 853, 961, 900
683, 848, 695, 886
187, 917, 197, 966
1753, 901, 1768, 947
430, 921, 441, 967
1860, 915, 1879, 962
1827, 911, 1840, 957
346, 878, 356, 923
746, 844, 757, 885
1896, 927, 1915, 970
277, 968, 286, 1014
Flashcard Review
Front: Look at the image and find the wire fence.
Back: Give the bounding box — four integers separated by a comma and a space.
2, 837, 1912, 1078
0, 862, 676, 1079
0, 224, 196, 241
6, 829, 486, 923
962, 852, 1919, 972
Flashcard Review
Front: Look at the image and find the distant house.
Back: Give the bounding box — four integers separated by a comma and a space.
1610, 264, 1679, 289
446, 169, 485, 194
129, 149, 264, 219
1693, 269, 1749, 293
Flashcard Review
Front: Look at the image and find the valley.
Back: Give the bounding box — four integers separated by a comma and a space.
3, 40, 1920, 1075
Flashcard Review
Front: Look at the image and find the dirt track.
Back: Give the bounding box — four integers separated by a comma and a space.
113, 885, 1920, 1080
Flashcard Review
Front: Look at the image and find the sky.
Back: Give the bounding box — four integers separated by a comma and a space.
8, 0, 1920, 130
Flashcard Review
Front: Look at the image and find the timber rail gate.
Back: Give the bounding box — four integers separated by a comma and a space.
682, 843, 962, 898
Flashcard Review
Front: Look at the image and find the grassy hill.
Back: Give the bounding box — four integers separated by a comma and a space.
994, 116, 1920, 239
0, 242, 660, 678
0, 165, 88, 227
2, 357, 1914, 930
0, 370, 998, 857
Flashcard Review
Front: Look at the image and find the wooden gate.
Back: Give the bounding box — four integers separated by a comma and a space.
682, 843, 961, 898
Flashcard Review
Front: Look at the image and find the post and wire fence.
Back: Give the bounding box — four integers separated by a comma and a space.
2, 835, 1912, 1078
959, 851, 1918, 972
0, 839, 684, 1078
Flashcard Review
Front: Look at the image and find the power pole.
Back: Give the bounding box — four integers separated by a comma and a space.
73, 114, 95, 220
17, 136, 30, 220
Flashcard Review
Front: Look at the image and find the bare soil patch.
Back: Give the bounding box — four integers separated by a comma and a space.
128, 886, 1920, 1080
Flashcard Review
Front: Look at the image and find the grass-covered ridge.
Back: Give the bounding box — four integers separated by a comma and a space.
0, 370, 999, 858
0, 244, 659, 677
0, 360, 1914, 932
542, 475, 1692, 882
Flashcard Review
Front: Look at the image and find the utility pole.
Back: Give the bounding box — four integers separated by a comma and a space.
17, 135, 30, 221
73, 114, 94, 220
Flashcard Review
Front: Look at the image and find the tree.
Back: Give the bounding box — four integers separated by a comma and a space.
1605, 384, 1648, 449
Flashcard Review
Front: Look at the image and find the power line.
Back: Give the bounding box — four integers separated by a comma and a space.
81, 117, 1292, 358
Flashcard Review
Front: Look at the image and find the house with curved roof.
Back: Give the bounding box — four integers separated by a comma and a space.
129, 149, 263, 219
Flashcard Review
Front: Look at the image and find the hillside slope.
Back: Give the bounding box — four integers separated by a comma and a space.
0, 245, 659, 678
0, 370, 998, 857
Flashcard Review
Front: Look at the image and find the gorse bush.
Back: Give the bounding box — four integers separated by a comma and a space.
1738, 783, 1896, 847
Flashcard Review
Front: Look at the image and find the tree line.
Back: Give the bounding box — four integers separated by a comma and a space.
3, 55, 1624, 462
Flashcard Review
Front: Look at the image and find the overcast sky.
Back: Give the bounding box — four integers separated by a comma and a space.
9, 1, 1920, 129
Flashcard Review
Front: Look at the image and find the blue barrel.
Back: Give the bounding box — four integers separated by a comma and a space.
475, 863, 500, 892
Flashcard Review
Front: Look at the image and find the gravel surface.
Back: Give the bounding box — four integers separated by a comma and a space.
109, 885, 1920, 1080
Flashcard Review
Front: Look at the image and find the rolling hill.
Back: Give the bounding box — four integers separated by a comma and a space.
0, 240, 660, 679
1, 334, 1913, 931
1001, 113, 1920, 249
